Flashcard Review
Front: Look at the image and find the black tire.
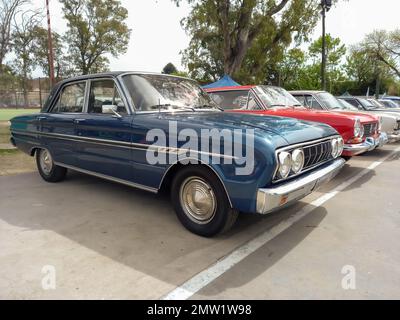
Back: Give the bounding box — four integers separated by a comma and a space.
171, 166, 238, 237
36, 149, 67, 183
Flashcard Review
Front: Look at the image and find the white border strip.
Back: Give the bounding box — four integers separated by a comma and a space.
162, 147, 400, 300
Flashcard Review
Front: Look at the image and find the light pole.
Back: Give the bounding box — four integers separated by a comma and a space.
321, 0, 332, 91
46, 0, 55, 88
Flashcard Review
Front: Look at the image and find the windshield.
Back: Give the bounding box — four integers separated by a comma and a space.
254, 86, 302, 108
122, 74, 218, 112
315, 92, 344, 110
380, 99, 400, 108
358, 97, 379, 110
338, 99, 359, 111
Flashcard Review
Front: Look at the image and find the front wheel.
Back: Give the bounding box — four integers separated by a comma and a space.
36, 149, 67, 183
171, 166, 238, 237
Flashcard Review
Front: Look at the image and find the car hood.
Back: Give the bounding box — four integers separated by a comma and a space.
284, 107, 378, 123
137, 111, 338, 148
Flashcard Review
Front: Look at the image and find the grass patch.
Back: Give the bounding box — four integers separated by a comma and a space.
0, 149, 18, 155
0, 123, 10, 144
0, 109, 39, 121
0, 149, 36, 176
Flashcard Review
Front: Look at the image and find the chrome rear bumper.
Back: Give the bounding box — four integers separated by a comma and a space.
256, 159, 345, 215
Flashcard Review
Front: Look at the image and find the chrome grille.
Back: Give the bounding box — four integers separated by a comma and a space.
363, 123, 377, 137
303, 140, 333, 170
273, 137, 337, 183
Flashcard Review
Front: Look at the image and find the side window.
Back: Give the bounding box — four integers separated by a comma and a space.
294, 95, 307, 107
345, 99, 361, 108
88, 80, 127, 115
293, 95, 310, 108
305, 95, 322, 110
209, 91, 249, 110
52, 82, 86, 113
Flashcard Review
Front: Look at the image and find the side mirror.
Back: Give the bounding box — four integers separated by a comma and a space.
102, 104, 122, 118
102, 104, 118, 114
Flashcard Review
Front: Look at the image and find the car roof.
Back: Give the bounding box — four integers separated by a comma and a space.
205, 85, 255, 92
382, 96, 400, 100
289, 90, 325, 94
55, 71, 194, 86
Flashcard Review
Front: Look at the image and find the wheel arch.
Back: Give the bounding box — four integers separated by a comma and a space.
159, 158, 233, 208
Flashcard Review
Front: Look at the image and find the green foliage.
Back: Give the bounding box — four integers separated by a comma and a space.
60, 0, 131, 75
31, 27, 67, 79
162, 63, 178, 75
175, 0, 321, 83
0, 65, 18, 91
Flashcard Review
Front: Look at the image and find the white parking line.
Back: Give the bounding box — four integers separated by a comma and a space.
162, 147, 400, 300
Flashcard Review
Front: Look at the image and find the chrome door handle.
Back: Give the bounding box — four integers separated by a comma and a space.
74, 119, 86, 124
37, 116, 47, 121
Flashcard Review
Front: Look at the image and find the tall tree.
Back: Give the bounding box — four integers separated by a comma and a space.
32, 27, 66, 80
308, 34, 346, 91
361, 30, 400, 78
12, 9, 42, 106
175, 0, 322, 83
60, 0, 131, 75
0, 0, 29, 72
162, 62, 178, 74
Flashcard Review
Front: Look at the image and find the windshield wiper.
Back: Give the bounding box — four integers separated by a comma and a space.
270, 104, 287, 108
194, 104, 223, 111
149, 104, 195, 112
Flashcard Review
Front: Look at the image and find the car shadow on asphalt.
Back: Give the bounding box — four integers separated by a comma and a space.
352, 147, 400, 162
0, 170, 335, 297
193, 205, 328, 297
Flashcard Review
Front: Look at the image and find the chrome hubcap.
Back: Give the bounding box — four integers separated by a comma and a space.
180, 177, 217, 224
40, 150, 53, 175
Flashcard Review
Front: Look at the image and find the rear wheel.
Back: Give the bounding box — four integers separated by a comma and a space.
36, 149, 67, 183
171, 166, 238, 237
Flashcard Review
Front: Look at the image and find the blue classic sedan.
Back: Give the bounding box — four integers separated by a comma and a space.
10, 72, 345, 237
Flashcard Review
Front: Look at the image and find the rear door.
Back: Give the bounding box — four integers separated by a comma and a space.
74, 78, 134, 182
39, 81, 87, 166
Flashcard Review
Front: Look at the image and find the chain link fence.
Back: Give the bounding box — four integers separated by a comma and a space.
0, 90, 50, 109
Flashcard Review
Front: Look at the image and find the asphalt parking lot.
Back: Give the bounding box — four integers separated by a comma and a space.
1, 143, 400, 300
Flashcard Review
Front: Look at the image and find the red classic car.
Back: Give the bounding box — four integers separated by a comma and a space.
205, 85, 384, 157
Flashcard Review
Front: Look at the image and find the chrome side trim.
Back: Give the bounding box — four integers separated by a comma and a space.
158, 157, 233, 208
54, 162, 158, 193
11, 129, 238, 159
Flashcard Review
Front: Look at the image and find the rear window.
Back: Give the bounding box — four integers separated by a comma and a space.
209, 90, 249, 110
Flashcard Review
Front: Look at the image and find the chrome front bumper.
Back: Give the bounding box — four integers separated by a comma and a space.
343, 132, 388, 156
387, 132, 400, 143
256, 159, 346, 215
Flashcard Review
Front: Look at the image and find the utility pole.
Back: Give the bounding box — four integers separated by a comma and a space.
320, 0, 332, 91
46, 0, 55, 88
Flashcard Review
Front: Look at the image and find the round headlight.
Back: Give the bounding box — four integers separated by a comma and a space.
337, 138, 344, 157
354, 118, 364, 138
331, 139, 339, 158
291, 149, 305, 174
278, 152, 292, 179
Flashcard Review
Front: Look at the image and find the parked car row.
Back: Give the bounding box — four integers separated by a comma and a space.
8, 72, 399, 237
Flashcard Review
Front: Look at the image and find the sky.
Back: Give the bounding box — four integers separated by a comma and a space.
33, 0, 400, 76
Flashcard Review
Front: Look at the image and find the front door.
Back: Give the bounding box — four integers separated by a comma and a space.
74, 79, 134, 182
